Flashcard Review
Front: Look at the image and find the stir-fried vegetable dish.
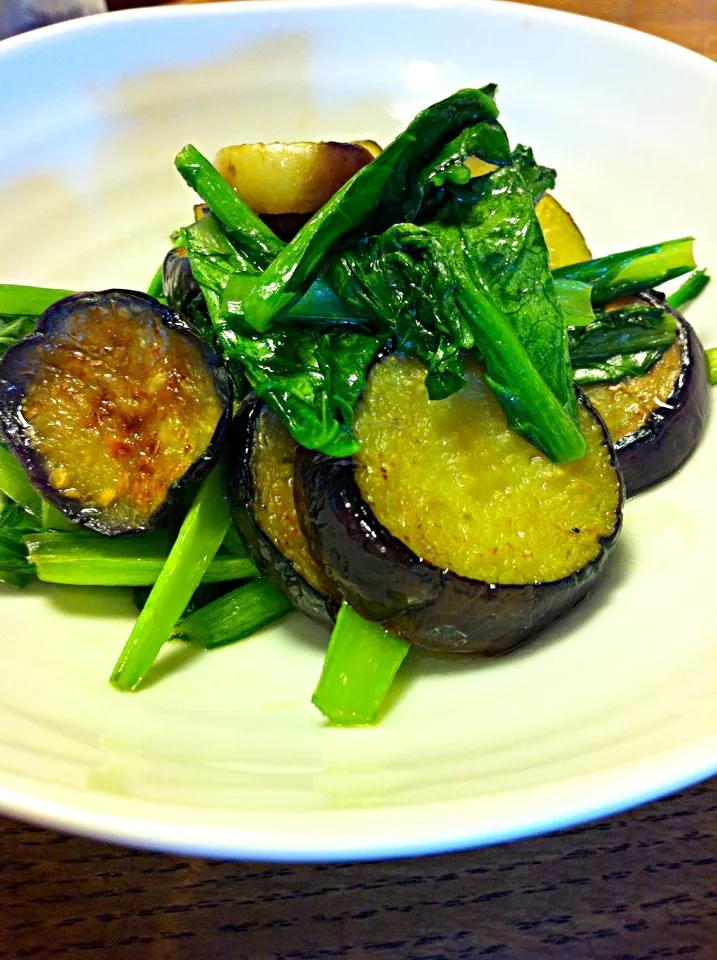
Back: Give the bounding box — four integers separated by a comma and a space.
0, 87, 712, 725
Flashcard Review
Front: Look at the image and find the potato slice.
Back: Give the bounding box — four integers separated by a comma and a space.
215, 141, 376, 215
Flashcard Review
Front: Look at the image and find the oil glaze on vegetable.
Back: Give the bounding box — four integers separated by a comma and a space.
0, 291, 232, 535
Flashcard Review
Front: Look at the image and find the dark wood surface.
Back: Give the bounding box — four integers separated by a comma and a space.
2, 780, 717, 958
2, 3, 717, 958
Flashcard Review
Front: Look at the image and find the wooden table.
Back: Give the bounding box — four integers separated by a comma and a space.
2, 3, 716, 958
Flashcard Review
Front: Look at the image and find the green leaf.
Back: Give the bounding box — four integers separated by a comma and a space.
182, 214, 381, 456
573, 350, 666, 385
242, 86, 508, 331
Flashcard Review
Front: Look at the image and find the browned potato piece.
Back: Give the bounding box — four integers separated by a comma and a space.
214, 141, 376, 215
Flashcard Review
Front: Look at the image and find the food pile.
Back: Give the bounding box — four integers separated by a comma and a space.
0, 87, 712, 724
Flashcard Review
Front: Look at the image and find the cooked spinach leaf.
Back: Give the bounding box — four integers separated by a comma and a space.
0, 495, 40, 588
181, 214, 381, 456
242, 87, 511, 331
573, 350, 666, 386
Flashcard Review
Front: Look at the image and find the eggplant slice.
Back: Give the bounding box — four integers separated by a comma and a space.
583, 301, 709, 497
228, 394, 339, 625
0, 290, 232, 535
297, 354, 623, 655
162, 246, 200, 315
538, 197, 710, 496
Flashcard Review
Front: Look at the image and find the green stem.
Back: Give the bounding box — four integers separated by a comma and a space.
40, 501, 76, 532
173, 578, 293, 649
110, 466, 232, 691
706, 348, 717, 386
312, 602, 411, 726
553, 278, 595, 328
458, 283, 587, 462
0, 284, 74, 318
221, 273, 362, 326
553, 238, 696, 303
0, 446, 42, 519
146, 263, 165, 298
666, 269, 710, 311
26, 530, 256, 586
242, 87, 503, 331
174, 144, 284, 269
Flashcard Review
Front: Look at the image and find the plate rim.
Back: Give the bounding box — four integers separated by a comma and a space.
1, 0, 716, 860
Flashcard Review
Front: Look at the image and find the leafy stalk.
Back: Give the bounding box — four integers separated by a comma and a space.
110, 466, 232, 691
458, 279, 586, 460
26, 530, 256, 587
146, 263, 164, 298
572, 351, 666, 386
553, 279, 595, 328
706, 348, 717, 386
174, 144, 284, 269
0, 283, 74, 318
553, 238, 696, 302
0, 445, 42, 519
182, 215, 381, 457
666, 269, 710, 311
568, 314, 676, 365
173, 578, 293, 649
0, 496, 39, 588
312, 602, 411, 726
40, 500, 76, 532
242, 87, 509, 331
0, 315, 36, 358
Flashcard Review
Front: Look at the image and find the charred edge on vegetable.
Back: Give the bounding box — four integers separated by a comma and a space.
296, 390, 623, 656
606, 293, 709, 498
0, 290, 232, 536
227, 393, 339, 625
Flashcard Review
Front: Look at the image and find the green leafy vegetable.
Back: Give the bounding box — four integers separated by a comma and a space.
329, 163, 586, 460
0, 283, 73, 318
242, 87, 510, 331
175, 143, 284, 269
666, 269, 710, 311
0, 315, 36, 359
553, 279, 595, 328
553, 238, 696, 302
41, 500, 76, 532
568, 311, 676, 365
173, 578, 293, 649
182, 214, 382, 456
25, 530, 256, 587
705, 347, 717, 386
0, 444, 42, 519
312, 601, 411, 726
572, 350, 667, 386
110, 465, 232, 691
508, 144, 557, 203
0, 496, 39, 588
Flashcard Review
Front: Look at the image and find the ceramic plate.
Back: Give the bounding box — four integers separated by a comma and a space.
0, 0, 716, 861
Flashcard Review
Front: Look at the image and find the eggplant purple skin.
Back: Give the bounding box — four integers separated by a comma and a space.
295, 392, 624, 655
162, 247, 201, 315
227, 393, 339, 626
0, 289, 233, 536
615, 295, 710, 498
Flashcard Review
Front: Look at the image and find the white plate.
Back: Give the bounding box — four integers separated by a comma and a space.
0, 0, 716, 861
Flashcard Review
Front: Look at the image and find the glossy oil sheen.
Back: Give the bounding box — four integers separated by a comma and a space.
0, 0, 715, 861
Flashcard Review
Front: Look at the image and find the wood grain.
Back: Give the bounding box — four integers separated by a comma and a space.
2, 2, 716, 959
2, 780, 717, 958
